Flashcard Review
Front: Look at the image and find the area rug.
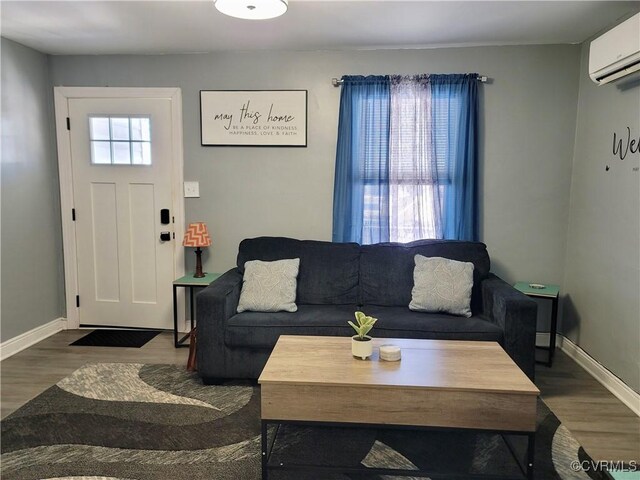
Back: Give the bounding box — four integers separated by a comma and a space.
70, 329, 162, 348
1, 363, 612, 480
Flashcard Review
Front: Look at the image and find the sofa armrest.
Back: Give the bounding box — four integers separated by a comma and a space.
196, 268, 243, 378
481, 273, 537, 380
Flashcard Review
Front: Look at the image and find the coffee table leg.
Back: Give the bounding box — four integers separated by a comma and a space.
526, 432, 535, 480
261, 420, 268, 480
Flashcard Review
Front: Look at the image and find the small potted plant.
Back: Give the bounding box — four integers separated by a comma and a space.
349, 311, 377, 360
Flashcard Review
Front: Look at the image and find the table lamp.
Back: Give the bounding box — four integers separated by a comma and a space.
182, 222, 212, 278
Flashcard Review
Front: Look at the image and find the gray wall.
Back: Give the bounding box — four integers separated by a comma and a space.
1, 38, 64, 341
50, 45, 580, 289
562, 41, 640, 392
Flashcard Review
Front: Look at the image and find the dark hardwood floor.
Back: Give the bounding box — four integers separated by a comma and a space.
1, 330, 638, 462
535, 348, 639, 463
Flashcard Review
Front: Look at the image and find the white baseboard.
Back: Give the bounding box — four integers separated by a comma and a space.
537, 333, 640, 417
536, 332, 554, 347
0, 318, 67, 361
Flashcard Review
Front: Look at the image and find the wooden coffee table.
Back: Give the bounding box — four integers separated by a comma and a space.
258, 335, 540, 479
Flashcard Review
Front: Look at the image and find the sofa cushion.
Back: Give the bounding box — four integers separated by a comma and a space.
360, 240, 490, 311
225, 304, 503, 349
237, 237, 360, 305
362, 306, 503, 342
225, 304, 357, 348
237, 258, 300, 313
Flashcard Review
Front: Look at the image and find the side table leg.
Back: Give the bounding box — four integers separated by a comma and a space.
173, 284, 178, 348
549, 296, 559, 367
190, 286, 195, 331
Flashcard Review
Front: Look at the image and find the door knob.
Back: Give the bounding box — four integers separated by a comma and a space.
160, 232, 171, 242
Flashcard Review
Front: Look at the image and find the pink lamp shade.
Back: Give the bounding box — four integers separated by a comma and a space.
182, 222, 211, 278
182, 222, 212, 248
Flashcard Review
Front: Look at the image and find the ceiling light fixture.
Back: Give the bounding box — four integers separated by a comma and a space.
215, 0, 288, 20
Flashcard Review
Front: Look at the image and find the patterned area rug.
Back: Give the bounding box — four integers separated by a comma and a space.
1, 363, 610, 480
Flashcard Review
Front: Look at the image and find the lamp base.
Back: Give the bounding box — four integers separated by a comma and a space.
193, 247, 205, 278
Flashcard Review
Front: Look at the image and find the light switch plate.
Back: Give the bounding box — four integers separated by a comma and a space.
184, 181, 200, 198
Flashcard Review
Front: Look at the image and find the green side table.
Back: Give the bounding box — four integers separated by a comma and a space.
173, 272, 221, 348
514, 282, 560, 367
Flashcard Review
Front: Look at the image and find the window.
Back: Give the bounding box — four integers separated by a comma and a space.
89, 116, 152, 165
333, 74, 478, 244
387, 89, 461, 242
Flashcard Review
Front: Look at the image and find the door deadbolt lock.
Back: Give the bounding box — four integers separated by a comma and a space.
160, 232, 171, 242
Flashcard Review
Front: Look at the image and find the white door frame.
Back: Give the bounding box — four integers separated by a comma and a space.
54, 87, 186, 330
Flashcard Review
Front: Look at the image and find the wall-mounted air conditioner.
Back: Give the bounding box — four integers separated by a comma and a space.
589, 12, 640, 85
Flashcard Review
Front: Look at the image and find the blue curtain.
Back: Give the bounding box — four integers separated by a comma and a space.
332, 76, 390, 244
430, 74, 478, 241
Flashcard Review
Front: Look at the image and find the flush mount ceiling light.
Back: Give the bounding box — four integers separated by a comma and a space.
215, 0, 288, 20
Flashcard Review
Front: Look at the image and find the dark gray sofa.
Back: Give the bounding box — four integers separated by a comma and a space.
196, 237, 537, 383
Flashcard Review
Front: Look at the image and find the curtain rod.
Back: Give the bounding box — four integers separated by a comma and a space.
331, 75, 488, 87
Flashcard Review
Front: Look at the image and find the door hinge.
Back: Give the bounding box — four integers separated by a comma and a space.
72, 208, 76, 221
66, 117, 71, 130
76, 295, 80, 308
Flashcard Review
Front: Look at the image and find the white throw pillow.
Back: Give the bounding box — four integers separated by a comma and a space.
237, 258, 300, 313
409, 255, 474, 317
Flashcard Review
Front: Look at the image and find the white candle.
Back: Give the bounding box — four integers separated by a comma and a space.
379, 344, 401, 361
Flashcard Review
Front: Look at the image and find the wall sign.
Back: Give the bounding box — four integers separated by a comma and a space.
612, 127, 639, 161
606, 126, 640, 172
200, 90, 307, 147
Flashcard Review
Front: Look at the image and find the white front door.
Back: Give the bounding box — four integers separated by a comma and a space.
68, 96, 177, 329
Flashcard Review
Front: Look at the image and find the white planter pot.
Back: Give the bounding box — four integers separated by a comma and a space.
351, 335, 373, 360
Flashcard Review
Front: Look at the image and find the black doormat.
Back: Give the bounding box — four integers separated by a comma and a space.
70, 329, 161, 348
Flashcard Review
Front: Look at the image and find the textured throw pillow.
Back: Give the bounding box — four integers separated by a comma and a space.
237, 258, 300, 313
409, 255, 474, 317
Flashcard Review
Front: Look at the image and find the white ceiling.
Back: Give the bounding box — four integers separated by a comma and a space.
1, 1, 638, 55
